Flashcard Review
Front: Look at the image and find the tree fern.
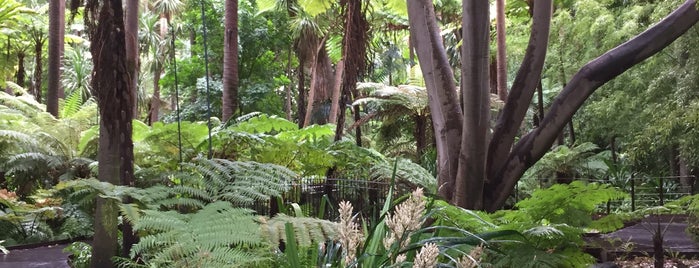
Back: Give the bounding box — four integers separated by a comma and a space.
260, 214, 338, 248
124, 202, 271, 268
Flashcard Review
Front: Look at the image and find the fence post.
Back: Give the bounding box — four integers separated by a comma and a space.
659, 177, 664, 206
631, 177, 636, 212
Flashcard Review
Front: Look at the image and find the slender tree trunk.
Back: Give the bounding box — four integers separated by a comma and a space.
88, 1, 134, 266
149, 66, 161, 124
328, 60, 344, 124
414, 114, 427, 163
285, 47, 294, 121
339, 0, 368, 145
297, 60, 306, 128
496, 0, 508, 101
222, 0, 239, 122
125, 0, 139, 119
47, 0, 65, 117
33, 37, 44, 102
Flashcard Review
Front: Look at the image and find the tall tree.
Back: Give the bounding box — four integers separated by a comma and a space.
222, 0, 238, 122
149, 0, 182, 124
408, 0, 699, 211
495, 0, 507, 101
70, 0, 135, 266
47, 0, 65, 117
123, 0, 139, 255
125, 0, 139, 118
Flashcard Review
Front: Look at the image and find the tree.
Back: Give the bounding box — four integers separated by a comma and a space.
149, 0, 183, 124
47, 0, 65, 117
408, 0, 699, 211
222, 0, 238, 122
125, 0, 138, 118
70, 0, 134, 266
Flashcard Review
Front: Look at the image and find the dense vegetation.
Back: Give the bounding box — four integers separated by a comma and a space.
1, 0, 699, 267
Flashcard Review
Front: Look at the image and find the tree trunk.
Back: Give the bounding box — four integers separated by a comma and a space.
455, 0, 491, 209
125, 0, 139, 119
486, 0, 552, 187
15, 52, 25, 88
407, 0, 464, 202
33, 37, 44, 103
414, 114, 427, 163
149, 66, 161, 124
222, 0, 239, 122
47, 0, 65, 117
285, 47, 294, 121
297, 59, 306, 128
304, 43, 334, 127
496, 0, 508, 101
484, 0, 699, 211
88, 1, 134, 266
328, 60, 344, 124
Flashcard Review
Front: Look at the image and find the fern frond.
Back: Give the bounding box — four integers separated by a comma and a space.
260, 214, 338, 247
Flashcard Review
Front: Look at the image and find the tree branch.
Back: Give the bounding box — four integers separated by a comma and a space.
486, 0, 699, 212
487, 0, 552, 182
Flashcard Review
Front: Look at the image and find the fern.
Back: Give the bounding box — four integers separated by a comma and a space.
260, 214, 338, 247
513, 181, 628, 228
126, 202, 271, 267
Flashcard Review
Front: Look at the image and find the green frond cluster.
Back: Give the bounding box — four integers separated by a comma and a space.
127, 202, 271, 267
260, 214, 338, 247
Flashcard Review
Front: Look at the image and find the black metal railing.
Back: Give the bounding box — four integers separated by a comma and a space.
251, 178, 392, 222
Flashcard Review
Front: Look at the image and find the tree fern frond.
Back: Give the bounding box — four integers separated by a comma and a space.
260, 214, 338, 247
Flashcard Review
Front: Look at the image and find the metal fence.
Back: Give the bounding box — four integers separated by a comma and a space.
251, 178, 392, 221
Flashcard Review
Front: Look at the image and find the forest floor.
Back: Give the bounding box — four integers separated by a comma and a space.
0, 243, 70, 268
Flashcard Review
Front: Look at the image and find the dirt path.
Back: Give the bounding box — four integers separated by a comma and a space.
0, 244, 70, 268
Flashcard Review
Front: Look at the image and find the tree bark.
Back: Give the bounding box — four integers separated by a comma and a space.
33, 36, 44, 103
297, 60, 306, 128
88, 0, 134, 266
455, 0, 491, 209
222, 0, 239, 122
407, 0, 464, 202
414, 114, 427, 163
496, 0, 508, 101
328, 60, 345, 124
484, 0, 699, 211
486, 0, 552, 184
125, 0, 139, 119
15, 52, 25, 88
47, 0, 65, 117
285, 47, 294, 121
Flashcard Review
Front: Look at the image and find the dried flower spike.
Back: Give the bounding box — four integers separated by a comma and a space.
413, 243, 439, 268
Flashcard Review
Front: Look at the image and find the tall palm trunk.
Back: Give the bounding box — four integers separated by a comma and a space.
47, 0, 65, 117
149, 13, 171, 124
222, 0, 239, 122
86, 0, 134, 266
126, 0, 139, 118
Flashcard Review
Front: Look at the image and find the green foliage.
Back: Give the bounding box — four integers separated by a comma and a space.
511, 181, 627, 228
0, 92, 96, 197
63, 241, 91, 268
260, 214, 338, 248
124, 202, 271, 267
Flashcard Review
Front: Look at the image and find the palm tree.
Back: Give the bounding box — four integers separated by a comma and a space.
70, 0, 134, 266
149, 0, 183, 124
222, 0, 238, 122
47, 0, 65, 117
